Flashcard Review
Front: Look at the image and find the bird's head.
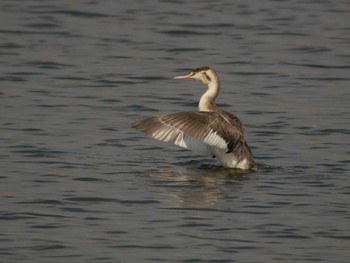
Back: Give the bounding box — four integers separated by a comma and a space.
174, 66, 217, 85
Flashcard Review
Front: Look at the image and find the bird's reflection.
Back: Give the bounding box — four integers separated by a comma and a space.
145, 162, 250, 209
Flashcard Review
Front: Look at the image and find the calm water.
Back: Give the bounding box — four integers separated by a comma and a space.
1, 0, 349, 262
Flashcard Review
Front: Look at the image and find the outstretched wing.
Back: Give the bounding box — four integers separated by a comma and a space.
132, 111, 244, 153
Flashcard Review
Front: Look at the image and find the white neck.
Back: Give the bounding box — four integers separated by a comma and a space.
198, 77, 220, 112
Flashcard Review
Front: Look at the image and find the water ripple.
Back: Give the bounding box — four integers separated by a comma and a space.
1, 1, 349, 262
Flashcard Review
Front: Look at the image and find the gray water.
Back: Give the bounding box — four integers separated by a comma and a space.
1, 0, 350, 262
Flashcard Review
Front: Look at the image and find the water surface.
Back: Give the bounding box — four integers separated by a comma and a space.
1, 0, 349, 262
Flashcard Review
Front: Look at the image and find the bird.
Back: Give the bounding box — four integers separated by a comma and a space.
132, 66, 257, 170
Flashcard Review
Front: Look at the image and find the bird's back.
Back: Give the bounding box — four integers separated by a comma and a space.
215, 108, 256, 169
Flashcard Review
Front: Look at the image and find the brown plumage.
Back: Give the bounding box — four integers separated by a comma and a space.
132, 66, 256, 170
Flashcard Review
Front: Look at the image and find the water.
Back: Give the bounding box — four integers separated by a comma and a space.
1, 0, 349, 262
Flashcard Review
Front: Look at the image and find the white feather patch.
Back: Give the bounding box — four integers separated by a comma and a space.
202, 130, 228, 151
175, 133, 211, 154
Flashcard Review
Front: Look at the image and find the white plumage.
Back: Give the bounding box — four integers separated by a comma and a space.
202, 131, 228, 151
132, 66, 257, 170
175, 133, 211, 154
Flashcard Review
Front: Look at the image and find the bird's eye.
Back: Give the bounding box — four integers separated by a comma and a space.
204, 72, 211, 81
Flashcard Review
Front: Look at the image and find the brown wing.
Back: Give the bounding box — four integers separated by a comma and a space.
132, 111, 244, 153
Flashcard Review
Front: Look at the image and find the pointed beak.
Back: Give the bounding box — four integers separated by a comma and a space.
173, 73, 192, 79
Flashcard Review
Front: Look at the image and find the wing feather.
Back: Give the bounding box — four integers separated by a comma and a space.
132, 111, 244, 153
175, 133, 211, 154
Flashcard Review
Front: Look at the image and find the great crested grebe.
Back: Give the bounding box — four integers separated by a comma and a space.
132, 66, 256, 170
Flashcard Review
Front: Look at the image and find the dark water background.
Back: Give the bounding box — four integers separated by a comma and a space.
1, 0, 349, 262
